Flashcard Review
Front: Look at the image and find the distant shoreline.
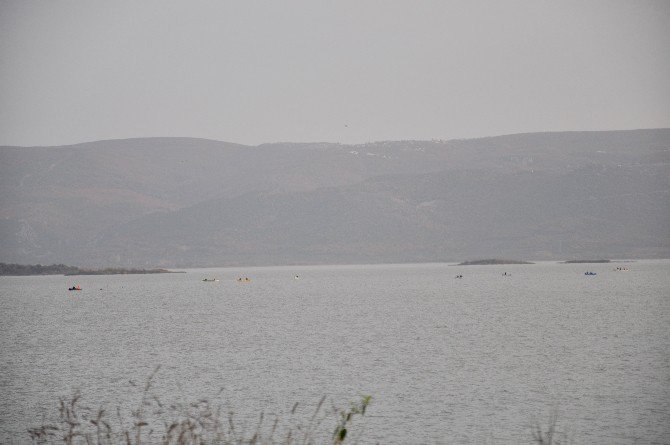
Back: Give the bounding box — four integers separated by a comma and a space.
456, 259, 534, 266
65, 269, 186, 276
0, 263, 184, 276
561, 259, 611, 264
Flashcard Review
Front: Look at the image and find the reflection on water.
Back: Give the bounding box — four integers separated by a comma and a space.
1, 261, 669, 444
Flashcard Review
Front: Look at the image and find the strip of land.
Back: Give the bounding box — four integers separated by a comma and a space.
562, 259, 611, 264
0, 263, 183, 276
457, 259, 534, 266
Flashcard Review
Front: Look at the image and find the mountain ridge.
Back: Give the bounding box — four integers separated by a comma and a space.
1, 129, 668, 267
3, 127, 669, 149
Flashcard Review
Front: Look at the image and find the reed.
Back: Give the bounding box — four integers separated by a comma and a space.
26, 368, 569, 444
531, 410, 571, 445
27, 367, 371, 445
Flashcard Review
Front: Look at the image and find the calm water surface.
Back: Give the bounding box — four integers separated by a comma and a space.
1, 261, 669, 444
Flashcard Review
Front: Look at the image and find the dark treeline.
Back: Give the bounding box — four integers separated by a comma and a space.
0, 263, 81, 276
0, 263, 176, 276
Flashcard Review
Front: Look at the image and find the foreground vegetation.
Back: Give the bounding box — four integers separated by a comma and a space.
24, 369, 569, 445
27, 368, 371, 445
0, 263, 180, 276
27, 395, 565, 445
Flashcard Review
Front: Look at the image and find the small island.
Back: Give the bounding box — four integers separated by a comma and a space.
457, 259, 534, 266
0, 263, 183, 276
562, 259, 611, 264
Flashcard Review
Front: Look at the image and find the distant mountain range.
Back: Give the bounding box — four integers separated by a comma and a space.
1, 130, 668, 267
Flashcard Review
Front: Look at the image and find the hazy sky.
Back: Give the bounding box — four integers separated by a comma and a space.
1, 1, 669, 146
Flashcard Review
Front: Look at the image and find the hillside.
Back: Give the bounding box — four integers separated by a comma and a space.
1, 130, 668, 267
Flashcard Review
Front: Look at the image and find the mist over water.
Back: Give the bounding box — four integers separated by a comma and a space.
1, 261, 669, 444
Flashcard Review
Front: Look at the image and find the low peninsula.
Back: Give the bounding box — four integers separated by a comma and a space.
562, 259, 611, 264
457, 259, 534, 266
0, 263, 183, 276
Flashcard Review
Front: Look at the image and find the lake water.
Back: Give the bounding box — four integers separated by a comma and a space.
1, 261, 669, 444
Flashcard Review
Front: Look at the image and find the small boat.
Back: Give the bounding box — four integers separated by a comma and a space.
68, 286, 82, 291
614, 267, 629, 272
584, 272, 597, 276
202, 278, 219, 282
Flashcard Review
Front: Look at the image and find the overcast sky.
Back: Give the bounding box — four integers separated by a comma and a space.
1, 1, 669, 146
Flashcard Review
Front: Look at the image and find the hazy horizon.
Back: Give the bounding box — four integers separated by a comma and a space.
2, 1, 669, 147
1, 127, 669, 149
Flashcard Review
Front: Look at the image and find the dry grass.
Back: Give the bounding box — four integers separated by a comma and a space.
27, 367, 371, 445
531, 410, 572, 445
26, 367, 573, 444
